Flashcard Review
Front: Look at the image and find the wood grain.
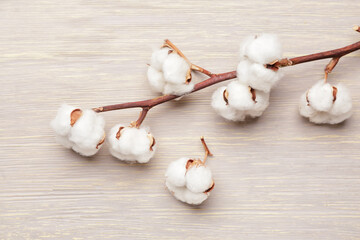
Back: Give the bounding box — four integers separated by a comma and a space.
1, 0, 360, 239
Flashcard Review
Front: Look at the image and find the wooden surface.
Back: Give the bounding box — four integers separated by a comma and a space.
1, 1, 360, 239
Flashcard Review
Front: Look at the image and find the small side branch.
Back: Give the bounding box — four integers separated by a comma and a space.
135, 107, 150, 128
324, 57, 340, 81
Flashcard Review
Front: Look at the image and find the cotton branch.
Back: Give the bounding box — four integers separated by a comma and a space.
93, 38, 360, 126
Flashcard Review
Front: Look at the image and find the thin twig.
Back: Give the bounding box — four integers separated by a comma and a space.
324, 57, 340, 82
201, 136, 213, 163
135, 107, 149, 128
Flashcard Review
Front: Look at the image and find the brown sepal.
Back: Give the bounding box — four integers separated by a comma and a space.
249, 87, 257, 103
204, 181, 215, 193
332, 86, 338, 102
185, 69, 192, 84
96, 134, 106, 149
70, 109, 82, 127
223, 89, 229, 105
148, 133, 156, 151
116, 126, 125, 140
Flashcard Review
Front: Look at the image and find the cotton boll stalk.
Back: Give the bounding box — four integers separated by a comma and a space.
69, 109, 105, 156
307, 81, 334, 112
147, 66, 165, 93
185, 164, 213, 193
150, 47, 172, 71
108, 124, 156, 163
165, 157, 189, 187
237, 60, 283, 93
162, 53, 191, 85
211, 86, 246, 121
240, 33, 282, 64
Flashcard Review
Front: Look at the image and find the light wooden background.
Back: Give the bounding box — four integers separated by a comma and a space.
1, 0, 360, 239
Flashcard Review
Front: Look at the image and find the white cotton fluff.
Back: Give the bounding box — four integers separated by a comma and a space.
227, 81, 270, 117
237, 59, 283, 93
108, 124, 156, 163
211, 86, 246, 121
165, 157, 189, 187
50, 104, 76, 137
147, 48, 194, 95
69, 109, 105, 156
51, 104, 105, 157
165, 158, 214, 205
166, 181, 209, 205
147, 66, 165, 92
226, 81, 256, 110
211, 83, 270, 121
162, 53, 191, 85
307, 81, 334, 112
150, 47, 171, 71
185, 165, 213, 193
299, 81, 352, 124
163, 82, 195, 95
240, 34, 282, 64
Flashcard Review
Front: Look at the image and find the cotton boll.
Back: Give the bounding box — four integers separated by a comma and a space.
162, 53, 191, 84
147, 66, 165, 92
69, 109, 105, 156
185, 165, 213, 193
240, 33, 282, 64
50, 104, 77, 136
299, 83, 352, 124
226, 81, 255, 110
108, 124, 155, 163
150, 47, 171, 71
237, 60, 283, 93
166, 181, 209, 205
163, 82, 194, 95
165, 157, 189, 187
211, 86, 246, 121
307, 81, 334, 112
